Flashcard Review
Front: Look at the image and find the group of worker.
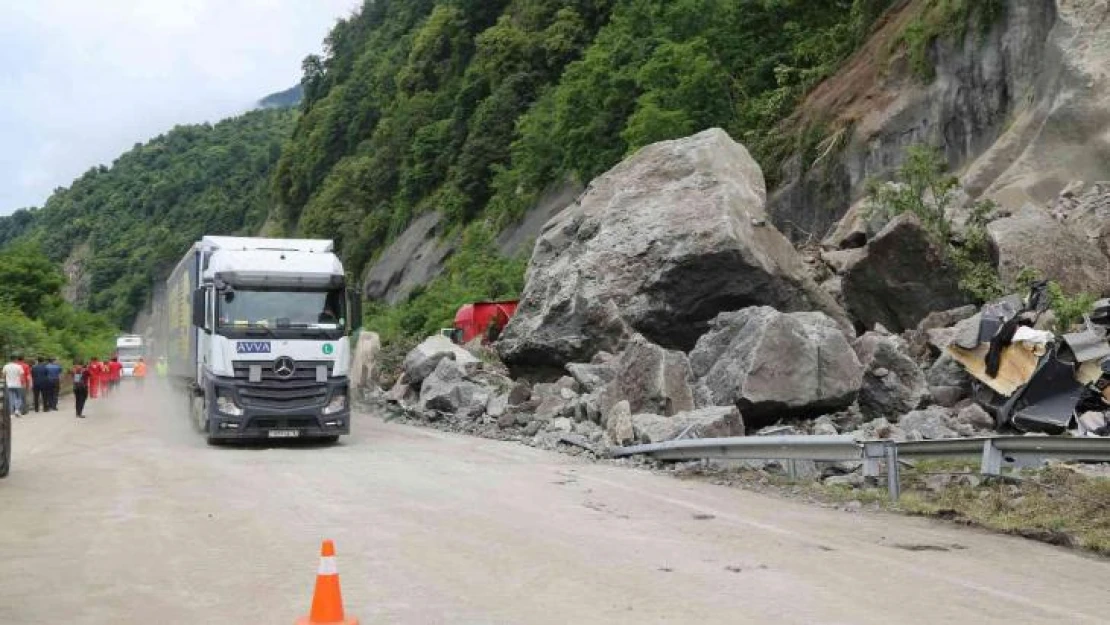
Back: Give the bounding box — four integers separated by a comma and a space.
3, 354, 155, 419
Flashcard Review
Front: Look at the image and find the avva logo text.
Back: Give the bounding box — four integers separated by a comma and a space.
236, 341, 272, 354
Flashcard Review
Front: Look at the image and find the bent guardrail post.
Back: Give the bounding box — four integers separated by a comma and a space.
861, 441, 885, 479
885, 442, 900, 502
980, 439, 1003, 476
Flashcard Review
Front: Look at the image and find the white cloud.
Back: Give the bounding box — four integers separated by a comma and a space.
0, 0, 360, 214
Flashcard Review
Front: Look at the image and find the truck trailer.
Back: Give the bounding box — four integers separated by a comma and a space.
152, 236, 360, 443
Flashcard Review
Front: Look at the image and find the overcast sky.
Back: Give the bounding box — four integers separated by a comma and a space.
0, 0, 360, 215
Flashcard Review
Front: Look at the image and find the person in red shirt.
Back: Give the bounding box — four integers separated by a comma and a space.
88, 357, 101, 399
107, 356, 123, 395
17, 356, 32, 411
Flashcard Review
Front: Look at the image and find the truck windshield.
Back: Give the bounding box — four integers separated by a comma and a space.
117, 347, 143, 362
217, 287, 346, 336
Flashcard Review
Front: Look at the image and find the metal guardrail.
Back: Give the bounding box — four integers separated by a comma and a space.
611, 435, 860, 461
611, 435, 1110, 501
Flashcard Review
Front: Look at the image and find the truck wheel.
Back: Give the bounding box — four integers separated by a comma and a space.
0, 403, 10, 478
190, 394, 208, 434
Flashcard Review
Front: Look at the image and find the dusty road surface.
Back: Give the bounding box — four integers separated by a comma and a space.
1, 384, 1107, 624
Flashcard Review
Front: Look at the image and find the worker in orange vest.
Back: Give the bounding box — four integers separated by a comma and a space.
133, 358, 147, 388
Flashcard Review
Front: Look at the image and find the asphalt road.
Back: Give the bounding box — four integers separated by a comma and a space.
0, 383, 1107, 624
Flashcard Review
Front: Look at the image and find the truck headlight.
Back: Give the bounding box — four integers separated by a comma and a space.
216, 395, 243, 416
323, 393, 347, 415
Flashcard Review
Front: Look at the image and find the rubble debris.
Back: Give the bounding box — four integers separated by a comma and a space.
939, 285, 1110, 436
403, 335, 480, 385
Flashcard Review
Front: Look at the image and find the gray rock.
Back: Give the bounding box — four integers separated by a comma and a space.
403, 335, 480, 385
852, 332, 928, 418
558, 387, 578, 401
900, 407, 959, 440
605, 400, 635, 446
841, 213, 969, 333
929, 385, 967, 408
523, 420, 543, 436
690, 307, 864, 425
851, 417, 907, 442
988, 203, 1110, 297
486, 394, 508, 418
811, 416, 840, 436
507, 381, 532, 406
916, 305, 978, 333
956, 404, 996, 431
565, 362, 616, 394
821, 248, 867, 274
547, 417, 574, 433
497, 411, 517, 429
630, 406, 744, 444
926, 353, 973, 389
385, 374, 417, 407
418, 358, 490, 418
591, 351, 615, 365
557, 376, 580, 393
497, 128, 848, 372
599, 335, 696, 417
573, 420, 602, 439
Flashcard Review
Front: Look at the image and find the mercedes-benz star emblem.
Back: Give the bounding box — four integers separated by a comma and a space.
273, 356, 296, 379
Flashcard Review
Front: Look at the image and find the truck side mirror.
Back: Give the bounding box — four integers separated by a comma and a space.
192, 288, 207, 330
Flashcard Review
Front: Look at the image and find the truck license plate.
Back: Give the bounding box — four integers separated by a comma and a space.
268, 429, 301, 439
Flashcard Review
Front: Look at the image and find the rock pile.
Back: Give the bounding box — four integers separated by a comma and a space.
357, 130, 1110, 462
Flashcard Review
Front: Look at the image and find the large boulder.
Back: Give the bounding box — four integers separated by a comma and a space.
841, 213, 969, 333
497, 128, 848, 372
349, 331, 382, 393
690, 307, 864, 425
852, 332, 929, 418
599, 335, 696, 418
402, 335, 480, 385
418, 358, 490, 418
630, 407, 744, 444
988, 203, 1110, 297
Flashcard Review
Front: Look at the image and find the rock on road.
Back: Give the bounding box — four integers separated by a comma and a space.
0, 385, 1106, 624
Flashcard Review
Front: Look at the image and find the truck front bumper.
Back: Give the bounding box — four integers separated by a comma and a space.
205, 376, 351, 440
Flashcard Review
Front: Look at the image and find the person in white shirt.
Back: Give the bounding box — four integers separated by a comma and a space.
3, 355, 26, 417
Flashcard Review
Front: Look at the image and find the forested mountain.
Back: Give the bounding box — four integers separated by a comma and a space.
0, 108, 296, 326
271, 0, 894, 276
0, 0, 899, 338
259, 84, 305, 109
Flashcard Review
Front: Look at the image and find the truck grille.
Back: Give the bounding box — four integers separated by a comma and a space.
232, 360, 332, 408
232, 360, 333, 382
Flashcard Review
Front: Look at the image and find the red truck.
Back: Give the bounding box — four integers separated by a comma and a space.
449, 300, 519, 344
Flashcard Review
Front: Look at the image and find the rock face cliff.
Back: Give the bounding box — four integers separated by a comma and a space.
768, 0, 1110, 242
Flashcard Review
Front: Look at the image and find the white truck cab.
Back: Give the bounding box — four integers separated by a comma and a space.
157, 236, 360, 443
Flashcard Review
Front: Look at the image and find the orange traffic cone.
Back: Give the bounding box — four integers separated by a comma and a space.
297, 540, 359, 625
